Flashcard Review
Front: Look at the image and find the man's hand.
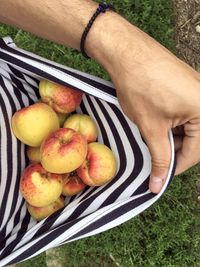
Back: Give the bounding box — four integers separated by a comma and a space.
86, 12, 200, 193
112, 51, 200, 193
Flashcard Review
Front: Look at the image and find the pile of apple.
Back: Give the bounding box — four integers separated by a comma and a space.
11, 80, 117, 221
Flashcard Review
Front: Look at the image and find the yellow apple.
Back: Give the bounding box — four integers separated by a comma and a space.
39, 79, 83, 113
40, 128, 87, 174
63, 114, 98, 143
77, 142, 117, 186
27, 196, 65, 221
11, 103, 59, 147
20, 163, 63, 207
27, 146, 41, 163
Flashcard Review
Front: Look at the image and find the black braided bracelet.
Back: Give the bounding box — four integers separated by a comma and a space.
80, 2, 115, 59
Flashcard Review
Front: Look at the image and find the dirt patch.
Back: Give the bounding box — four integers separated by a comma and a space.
173, 0, 200, 216
173, 0, 200, 70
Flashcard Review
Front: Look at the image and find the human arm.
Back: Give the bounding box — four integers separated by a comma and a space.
1, 0, 200, 193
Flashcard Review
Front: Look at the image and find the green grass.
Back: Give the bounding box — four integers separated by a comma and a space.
1, 0, 200, 266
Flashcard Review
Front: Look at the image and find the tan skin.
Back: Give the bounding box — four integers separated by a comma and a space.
1, 0, 200, 193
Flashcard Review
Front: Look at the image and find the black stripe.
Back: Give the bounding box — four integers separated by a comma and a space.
132, 177, 150, 196
31, 207, 65, 239
8, 64, 40, 91
0, 211, 31, 261
68, 192, 155, 241
9, 75, 37, 104
8, 64, 25, 80
85, 96, 110, 147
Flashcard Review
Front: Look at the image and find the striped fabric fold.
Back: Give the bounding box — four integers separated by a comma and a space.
0, 37, 175, 267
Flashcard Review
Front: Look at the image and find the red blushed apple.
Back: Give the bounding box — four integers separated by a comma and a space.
77, 142, 117, 186
27, 196, 65, 221
62, 171, 86, 196
40, 128, 87, 174
39, 79, 83, 113
20, 163, 63, 207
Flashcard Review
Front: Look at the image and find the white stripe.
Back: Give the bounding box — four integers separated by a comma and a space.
77, 94, 104, 144
23, 73, 39, 88
2, 37, 16, 48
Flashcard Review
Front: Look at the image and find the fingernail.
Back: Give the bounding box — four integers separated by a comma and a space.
150, 176, 163, 193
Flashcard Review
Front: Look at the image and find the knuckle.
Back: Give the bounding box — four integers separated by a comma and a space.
151, 158, 170, 170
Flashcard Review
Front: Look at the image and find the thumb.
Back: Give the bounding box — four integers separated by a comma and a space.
142, 126, 171, 194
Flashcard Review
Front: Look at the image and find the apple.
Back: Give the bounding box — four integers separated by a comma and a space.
27, 196, 65, 221
57, 112, 69, 127
27, 146, 41, 163
63, 114, 98, 143
77, 142, 117, 186
40, 128, 87, 174
62, 171, 86, 196
11, 103, 59, 147
39, 79, 83, 113
20, 163, 63, 207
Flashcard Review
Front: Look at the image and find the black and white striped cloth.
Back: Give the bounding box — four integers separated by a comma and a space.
0, 37, 175, 266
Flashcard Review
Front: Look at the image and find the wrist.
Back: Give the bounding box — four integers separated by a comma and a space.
84, 11, 171, 79
84, 12, 147, 71
84, 12, 125, 68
